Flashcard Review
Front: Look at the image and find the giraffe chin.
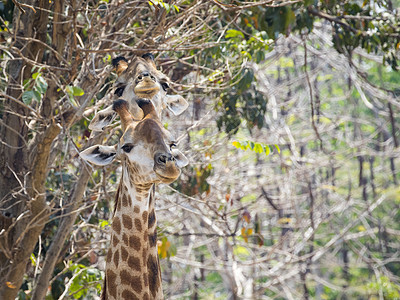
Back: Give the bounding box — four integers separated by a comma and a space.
155, 172, 180, 184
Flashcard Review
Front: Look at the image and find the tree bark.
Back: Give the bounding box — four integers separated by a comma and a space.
0, 1, 58, 298
31, 163, 91, 299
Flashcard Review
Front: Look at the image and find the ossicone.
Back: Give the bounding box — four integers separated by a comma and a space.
112, 56, 128, 67
112, 99, 129, 112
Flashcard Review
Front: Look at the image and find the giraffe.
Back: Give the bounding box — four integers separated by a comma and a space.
89, 53, 188, 131
80, 98, 188, 299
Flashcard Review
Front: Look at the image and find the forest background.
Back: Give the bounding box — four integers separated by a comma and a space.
0, 0, 400, 299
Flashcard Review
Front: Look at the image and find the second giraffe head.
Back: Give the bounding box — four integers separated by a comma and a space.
81, 98, 188, 184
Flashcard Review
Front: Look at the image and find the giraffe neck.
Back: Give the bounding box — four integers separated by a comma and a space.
103, 171, 163, 300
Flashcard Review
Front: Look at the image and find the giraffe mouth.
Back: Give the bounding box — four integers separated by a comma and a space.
134, 80, 160, 97
155, 171, 179, 184
135, 87, 159, 94
135, 89, 159, 99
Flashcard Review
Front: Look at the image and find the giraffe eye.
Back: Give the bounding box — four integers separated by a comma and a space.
122, 143, 134, 153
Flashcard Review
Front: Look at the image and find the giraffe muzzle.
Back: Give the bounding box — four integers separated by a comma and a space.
154, 152, 180, 183
134, 76, 160, 98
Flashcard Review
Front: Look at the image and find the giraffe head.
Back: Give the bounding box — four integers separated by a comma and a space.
89, 53, 188, 131
81, 98, 188, 184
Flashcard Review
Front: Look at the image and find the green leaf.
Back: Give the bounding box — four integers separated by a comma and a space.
232, 141, 241, 149
30, 253, 36, 266
249, 141, 255, 150
69, 97, 79, 107
254, 143, 263, 153
72, 86, 84, 96
66, 85, 73, 95
22, 90, 41, 104
237, 68, 254, 92
99, 219, 109, 228
33, 91, 41, 101
264, 145, 270, 156
225, 29, 245, 39
255, 51, 265, 63
35, 76, 48, 94
233, 140, 278, 157
66, 85, 84, 97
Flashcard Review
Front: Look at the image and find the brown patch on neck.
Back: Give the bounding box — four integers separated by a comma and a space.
101, 276, 106, 300
113, 184, 122, 216
147, 254, 161, 298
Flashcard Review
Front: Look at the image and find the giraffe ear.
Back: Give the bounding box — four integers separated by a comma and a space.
89, 106, 117, 132
171, 149, 189, 168
80, 145, 117, 166
165, 94, 189, 116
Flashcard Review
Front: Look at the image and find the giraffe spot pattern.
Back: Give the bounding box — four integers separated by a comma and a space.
122, 232, 129, 245
147, 255, 160, 298
148, 189, 154, 206
120, 269, 142, 294
106, 249, 112, 263
119, 182, 126, 194
112, 235, 119, 247
142, 245, 147, 266
122, 193, 130, 207
127, 255, 141, 271
121, 246, 129, 261
122, 214, 133, 229
148, 209, 156, 228
149, 230, 157, 247
112, 217, 121, 235
113, 249, 120, 268
134, 205, 140, 214
142, 211, 148, 223
129, 234, 141, 251
121, 289, 139, 300
134, 218, 142, 232
106, 269, 117, 299
143, 230, 148, 242
116, 196, 122, 211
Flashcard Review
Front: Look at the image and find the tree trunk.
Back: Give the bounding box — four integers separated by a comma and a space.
0, 1, 59, 298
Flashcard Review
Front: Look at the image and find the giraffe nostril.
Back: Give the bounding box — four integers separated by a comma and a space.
158, 154, 167, 164
156, 153, 173, 165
